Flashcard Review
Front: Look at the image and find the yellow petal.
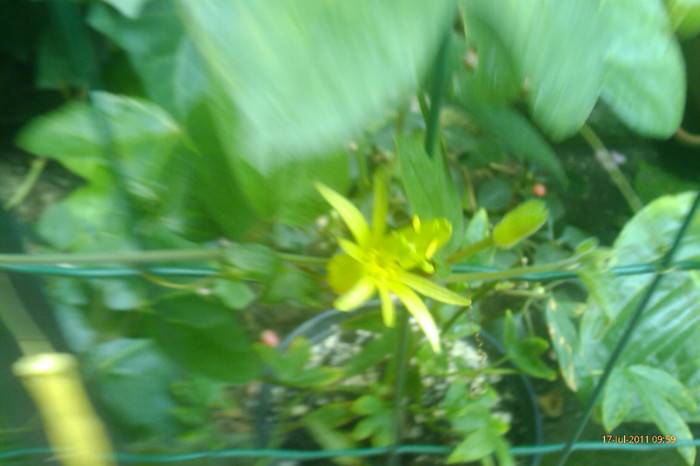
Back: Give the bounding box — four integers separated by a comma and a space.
327, 254, 363, 294
315, 182, 370, 245
337, 238, 366, 262
390, 282, 441, 353
396, 270, 471, 306
371, 169, 388, 240
334, 275, 376, 311
378, 285, 395, 327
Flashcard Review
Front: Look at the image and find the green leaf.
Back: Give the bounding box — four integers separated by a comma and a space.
599, 0, 685, 137
493, 199, 548, 249
632, 380, 696, 465
88, 0, 206, 119
225, 243, 279, 283
512, 337, 556, 379
459, 101, 567, 185
459, 0, 685, 139
343, 329, 395, 378
152, 295, 260, 383
302, 403, 359, 465
561, 192, 700, 429
447, 423, 498, 463
459, 7, 520, 104
351, 410, 394, 447
460, 208, 491, 265
52, 301, 97, 354
212, 279, 255, 310
255, 339, 341, 388
502, 310, 517, 350
460, 0, 607, 140
176, 0, 452, 223
493, 436, 516, 466
87, 338, 182, 435
16, 92, 182, 206
184, 102, 257, 240
504, 311, 556, 380
666, 0, 700, 37
545, 298, 582, 391
602, 367, 634, 431
101, 0, 149, 19
627, 365, 696, 412
98, 278, 145, 311
351, 395, 385, 416
262, 266, 318, 306
36, 184, 133, 252
397, 134, 464, 255
178, 0, 453, 173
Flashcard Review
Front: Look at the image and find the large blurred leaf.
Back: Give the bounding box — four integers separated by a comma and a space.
178, 0, 454, 174
228, 143, 350, 225
666, 0, 700, 38
88, 0, 207, 119
599, 0, 685, 137
459, 8, 520, 104
16, 92, 181, 198
101, 0, 149, 20
17, 91, 211, 247
459, 0, 685, 139
547, 192, 700, 464
397, 134, 463, 254
175, 1, 453, 223
36, 184, 134, 252
460, 0, 606, 139
183, 102, 258, 238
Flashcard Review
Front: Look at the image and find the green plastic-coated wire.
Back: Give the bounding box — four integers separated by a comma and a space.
3, 440, 700, 462
3, 261, 700, 280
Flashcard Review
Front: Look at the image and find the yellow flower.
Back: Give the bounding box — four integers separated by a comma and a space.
316, 171, 470, 352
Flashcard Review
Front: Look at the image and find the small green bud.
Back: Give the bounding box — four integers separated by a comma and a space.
493, 200, 548, 248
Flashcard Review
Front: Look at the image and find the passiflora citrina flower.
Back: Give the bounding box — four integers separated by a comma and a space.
315, 172, 470, 353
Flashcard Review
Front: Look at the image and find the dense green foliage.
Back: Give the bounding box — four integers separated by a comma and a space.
1, 0, 700, 464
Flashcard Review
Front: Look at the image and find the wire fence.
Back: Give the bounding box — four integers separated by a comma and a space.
3, 440, 700, 463
1, 195, 699, 464
2, 2, 699, 464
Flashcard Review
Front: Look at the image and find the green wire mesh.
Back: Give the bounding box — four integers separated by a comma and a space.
3, 440, 700, 462
2, 260, 700, 280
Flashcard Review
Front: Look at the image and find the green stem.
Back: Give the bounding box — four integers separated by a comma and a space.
0, 249, 327, 268
441, 281, 495, 336
447, 236, 494, 264
4, 157, 48, 210
675, 126, 700, 146
443, 259, 578, 284
356, 146, 370, 191
417, 92, 430, 126
277, 253, 328, 266
0, 274, 53, 356
424, 29, 452, 158
388, 309, 410, 466
579, 124, 643, 213
0, 249, 224, 266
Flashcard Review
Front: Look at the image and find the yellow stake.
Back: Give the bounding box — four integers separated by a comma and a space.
13, 353, 115, 466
